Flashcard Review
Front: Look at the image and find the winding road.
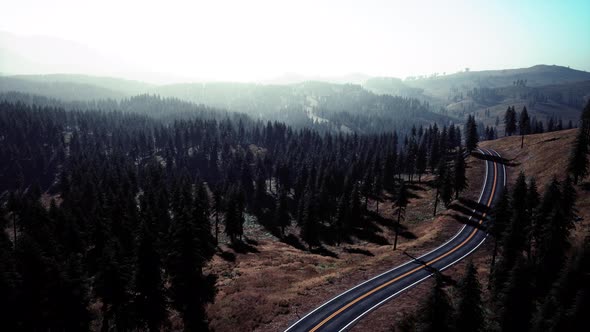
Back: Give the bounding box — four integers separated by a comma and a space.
285, 148, 506, 332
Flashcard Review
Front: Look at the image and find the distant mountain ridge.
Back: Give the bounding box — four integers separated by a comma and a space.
1, 64, 589, 134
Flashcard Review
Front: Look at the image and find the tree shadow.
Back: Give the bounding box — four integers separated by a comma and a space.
353, 227, 390, 245
344, 247, 375, 256
449, 212, 488, 231
255, 210, 282, 239
458, 197, 488, 212
228, 240, 260, 254
399, 229, 418, 240
281, 233, 307, 251
310, 246, 339, 258
218, 250, 236, 262
367, 210, 395, 229
448, 201, 474, 216
245, 238, 259, 246
580, 181, 590, 192
406, 183, 427, 192
471, 151, 520, 167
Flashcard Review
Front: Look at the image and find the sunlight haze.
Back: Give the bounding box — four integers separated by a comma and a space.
1, 0, 589, 82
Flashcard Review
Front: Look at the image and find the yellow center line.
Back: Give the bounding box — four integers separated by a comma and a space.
309, 154, 498, 332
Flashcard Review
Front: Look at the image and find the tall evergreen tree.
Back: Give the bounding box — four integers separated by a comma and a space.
567, 123, 589, 184
274, 190, 290, 238
536, 177, 575, 296
167, 205, 213, 332
300, 191, 320, 250
456, 262, 484, 332
504, 106, 517, 136
393, 181, 409, 250
453, 150, 468, 199
464, 115, 479, 153
499, 258, 535, 332
489, 191, 510, 273
133, 221, 167, 331
418, 275, 454, 332
519, 106, 531, 148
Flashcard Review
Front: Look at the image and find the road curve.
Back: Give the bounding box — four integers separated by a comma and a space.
285, 148, 506, 332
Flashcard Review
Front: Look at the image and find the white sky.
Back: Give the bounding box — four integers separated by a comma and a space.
1, 0, 589, 82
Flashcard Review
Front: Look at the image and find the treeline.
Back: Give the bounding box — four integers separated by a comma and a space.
0, 99, 469, 330
0, 91, 248, 122
3, 79, 454, 137
503, 105, 574, 147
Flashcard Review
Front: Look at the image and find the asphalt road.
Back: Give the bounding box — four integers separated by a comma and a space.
285, 148, 506, 332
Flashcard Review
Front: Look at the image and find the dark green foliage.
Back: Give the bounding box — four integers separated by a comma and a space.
167, 205, 213, 331
535, 177, 575, 295
568, 122, 589, 184
519, 106, 531, 148
274, 190, 291, 238
489, 190, 511, 274
94, 240, 133, 331
393, 181, 409, 250
504, 106, 517, 136
224, 188, 245, 244
499, 258, 535, 332
453, 150, 468, 199
300, 190, 320, 250
456, 262, 484, 332
133, 222, 167, 331
464, 114, 479, 152
417, 275, 454, 332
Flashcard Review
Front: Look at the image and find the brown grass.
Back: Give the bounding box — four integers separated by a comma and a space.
206, 154, 486, 332
353, 129, 590, 332
480, 129, 590, 244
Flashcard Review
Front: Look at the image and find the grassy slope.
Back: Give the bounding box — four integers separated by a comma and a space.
352, 129, 590, 331
205, 155, 486, 332
481, 129, 590, 244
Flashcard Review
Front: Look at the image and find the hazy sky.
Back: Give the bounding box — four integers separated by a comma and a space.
1, 0, 589, 82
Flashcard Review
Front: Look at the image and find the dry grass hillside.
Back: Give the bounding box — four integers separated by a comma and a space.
352, 129, 590, 331
205, 154, 488, 332
480, 128, 590, 243
206, 129, 589, 332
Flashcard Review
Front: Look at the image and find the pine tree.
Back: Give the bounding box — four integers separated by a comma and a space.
274, 190, 290, 238
504, 106, 517, 136
0, 213, 21, 330
418, 275, 454, 332
440, 169, 454, 208
464, 115, 479, 153
489, 191, 510, 273
536, 177, 575, 296
133, 221, 167, 331
94, 240, 132, 332
453, 150, 468, 199
415, 140, 428, 182
349, 185, 363, 228
393, 181, 409, 250
456, 262, 484, 332
167, 205, 213, 331
567, 125, 589, 184
492, 172, 529, 294
300, 191, 319, 250
519, 106, 531, 148
60, 254, 92, 331
224, 189, 244, 244
499, 258, 535, 332
433, 160, 447, 216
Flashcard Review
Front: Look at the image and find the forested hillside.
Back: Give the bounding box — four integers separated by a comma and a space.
0, 97, 469, 330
